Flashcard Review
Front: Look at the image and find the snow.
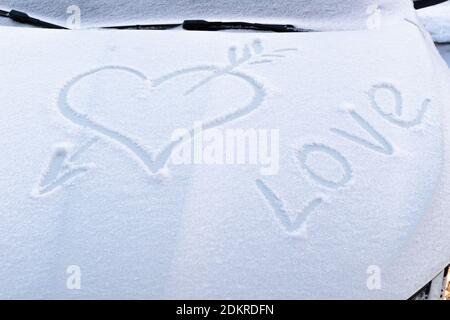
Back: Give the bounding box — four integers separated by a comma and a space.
417, 2, 450, 67
0, 2, 449, 299
0, 0, 416, 30
418, 1, 450, 43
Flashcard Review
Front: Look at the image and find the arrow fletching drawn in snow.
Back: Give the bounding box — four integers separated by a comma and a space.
33, 138, 98, 197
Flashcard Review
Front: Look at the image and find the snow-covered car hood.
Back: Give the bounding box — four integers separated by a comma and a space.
0, 7, 450, 299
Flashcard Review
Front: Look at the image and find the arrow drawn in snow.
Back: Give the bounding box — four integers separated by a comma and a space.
33, 138, 98, 197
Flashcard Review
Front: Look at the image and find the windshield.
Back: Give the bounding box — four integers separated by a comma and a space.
0, 0, 416, 30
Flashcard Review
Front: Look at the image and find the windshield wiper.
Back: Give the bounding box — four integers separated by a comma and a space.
182, 20, 303, 32
105, 20, 312, 32
0, 9, 67, 29
103, 22, 181, 30
0, 9, 309, 32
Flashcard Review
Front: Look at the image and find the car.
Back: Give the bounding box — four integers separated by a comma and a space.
0, 0, 449, 300
419, 1, 450, 67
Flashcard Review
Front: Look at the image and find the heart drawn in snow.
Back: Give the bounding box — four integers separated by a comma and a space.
57, 40, 296, 174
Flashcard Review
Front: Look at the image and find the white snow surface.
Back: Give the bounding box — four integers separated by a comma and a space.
0, 0, 417, 30
418, 1, 450, 43
417, 2, 450, 66
0, 2, 449, 300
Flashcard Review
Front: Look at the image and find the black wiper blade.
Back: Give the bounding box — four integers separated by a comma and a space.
0, 10, 311, 32
0, 9, 67, 29
103, 20, 312, 32
182, 20, 305, 32
103, 23, 181, 30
